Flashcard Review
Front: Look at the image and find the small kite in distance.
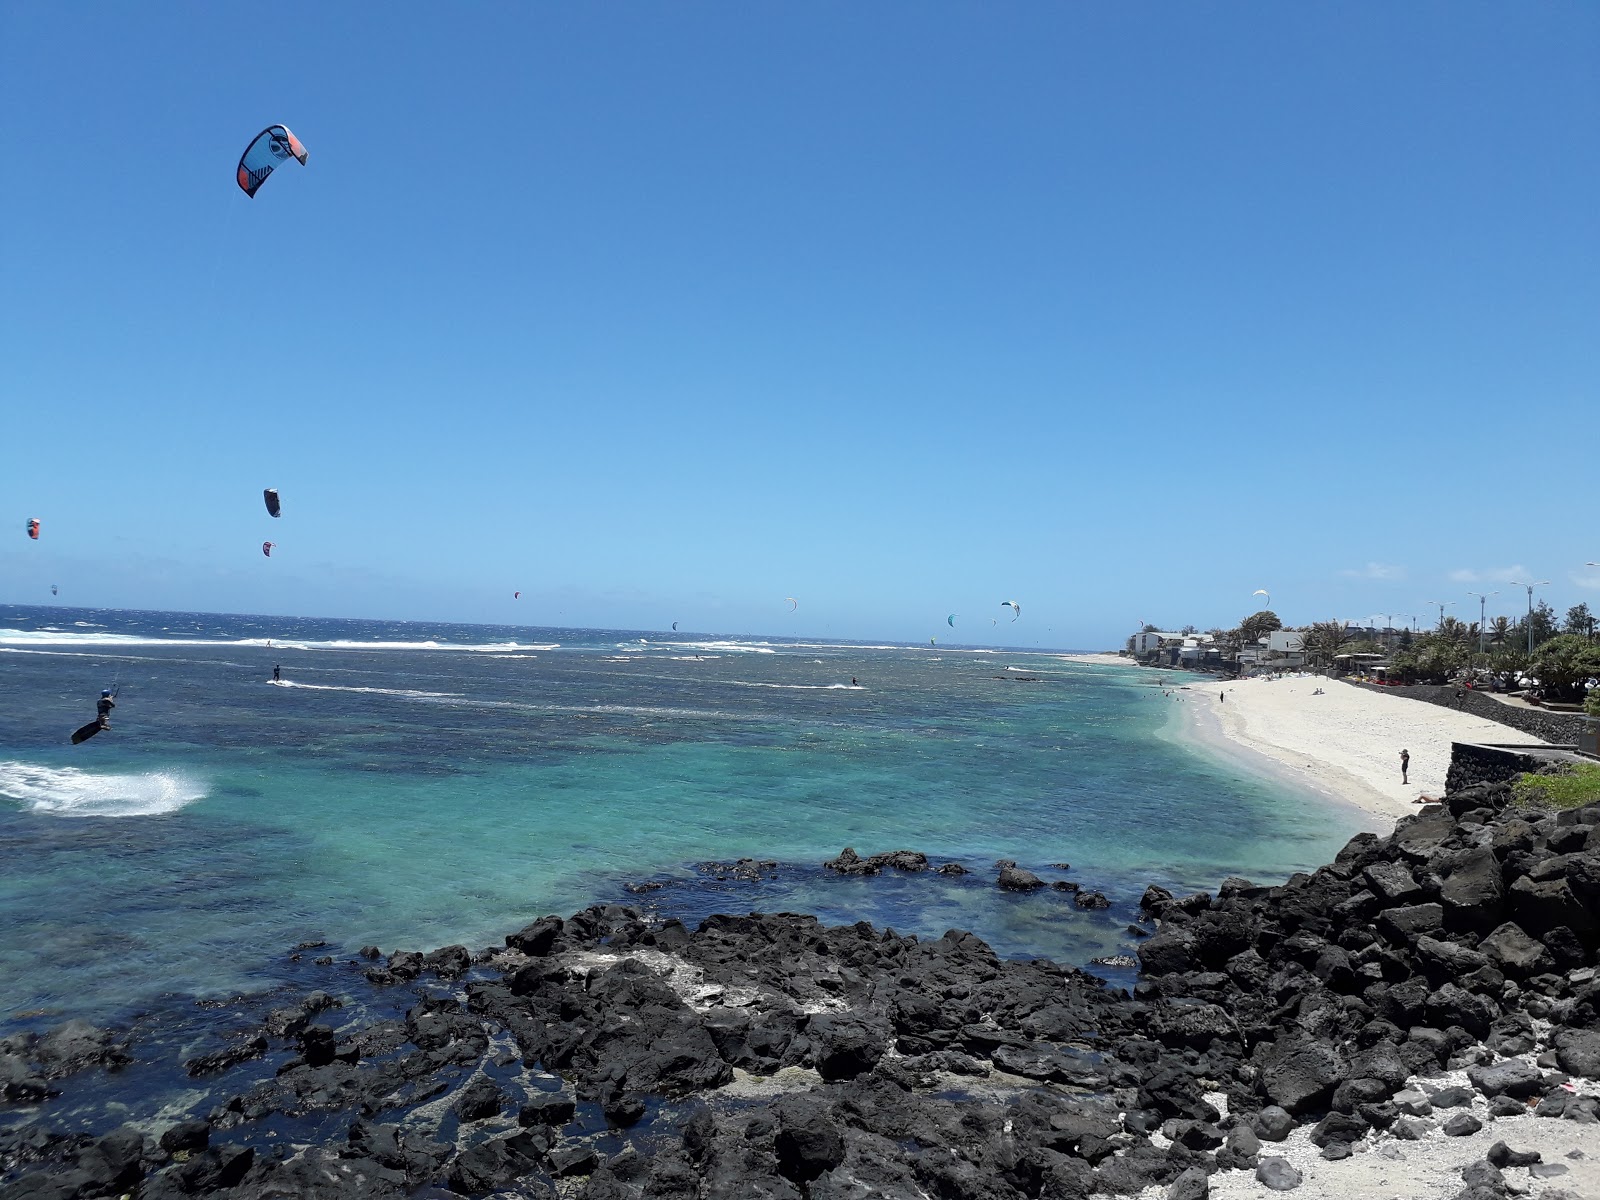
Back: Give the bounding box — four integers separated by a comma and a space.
1252, 589, 1271, 608
947, 614, 956, 627
513, 591, 521, 599
672, 622, 678, 631
262, 541, 275, 557
26, 518, 40, 540
785, 597, 798, 612
1001, 600, 1020, 621
237, 125, 308, 198
264, 489, 281, 518
51, 584, 58, 596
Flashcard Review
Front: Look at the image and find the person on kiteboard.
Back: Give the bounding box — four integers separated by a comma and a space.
96, 689, 115, 730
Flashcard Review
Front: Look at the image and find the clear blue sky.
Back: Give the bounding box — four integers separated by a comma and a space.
2, 3, 1595, 646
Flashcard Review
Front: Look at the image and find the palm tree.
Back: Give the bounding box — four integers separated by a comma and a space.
1438, 616, 1473, 647
1309, 619, 1352, 668
1490, 615, 1512, 647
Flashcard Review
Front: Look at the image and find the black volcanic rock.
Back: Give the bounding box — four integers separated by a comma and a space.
6, 787, 1599, 1200
997, 861, 1046, 891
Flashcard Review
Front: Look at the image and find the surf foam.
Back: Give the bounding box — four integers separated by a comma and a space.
0, 762, 207, 818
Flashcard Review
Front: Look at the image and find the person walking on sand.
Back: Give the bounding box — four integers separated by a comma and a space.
1400, 749, 1410, 784
1219, 691, 1224, 703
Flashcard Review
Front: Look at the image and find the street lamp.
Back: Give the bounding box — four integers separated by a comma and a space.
1508, 580, 1550, 657
1466, 591, 1497, 655
1423, 600, 1453, 630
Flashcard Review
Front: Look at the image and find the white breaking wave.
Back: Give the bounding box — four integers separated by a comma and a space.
0, 761, 207, 818
269, 682, 463, 699
725, 681, 864, 691
0, 628, 559, 653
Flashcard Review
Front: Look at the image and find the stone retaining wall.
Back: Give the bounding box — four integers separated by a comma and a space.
1445, 743, 1547, 794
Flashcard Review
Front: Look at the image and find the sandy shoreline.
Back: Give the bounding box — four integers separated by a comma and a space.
1062, 655, 1546, 829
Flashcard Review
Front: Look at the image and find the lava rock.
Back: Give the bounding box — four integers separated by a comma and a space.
998, 862, 1046, 891
1256, 1156, 1303, 1190
1444, 1112, 1484, 1136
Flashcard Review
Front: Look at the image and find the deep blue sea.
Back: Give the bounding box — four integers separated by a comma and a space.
0, 606, 1363, 1033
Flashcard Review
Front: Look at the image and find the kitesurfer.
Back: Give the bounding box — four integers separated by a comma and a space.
96, 689, 115, 730
273, 664, 281, 683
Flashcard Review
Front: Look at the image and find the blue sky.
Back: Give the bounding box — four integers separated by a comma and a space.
2, 3, 1595, 647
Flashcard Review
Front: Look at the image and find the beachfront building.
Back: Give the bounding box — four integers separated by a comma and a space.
1130, 631, 1187, 663
1263, 630, 1307, 668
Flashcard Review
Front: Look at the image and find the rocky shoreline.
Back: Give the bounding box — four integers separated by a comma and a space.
3, 782, 1598, 1200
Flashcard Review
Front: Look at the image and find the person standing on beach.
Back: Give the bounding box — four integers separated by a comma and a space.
1400, 749, 1410, 784
1219, 692, 1224, 703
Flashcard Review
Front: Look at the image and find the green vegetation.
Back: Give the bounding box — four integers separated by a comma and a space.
1512, 763, 1600, 811
1586, 689, 1600, 719
1528, 634, 1600, 703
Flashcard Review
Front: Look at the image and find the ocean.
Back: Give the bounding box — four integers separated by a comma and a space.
0, 606, 1363, 1033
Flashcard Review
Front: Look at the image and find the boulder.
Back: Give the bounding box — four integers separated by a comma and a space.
1415, 936, 1490, 979
1486, 1141, 1542, 1168
1426, 984, 1497, 1039
452, 1077, 507, 1122
1553, 1028, 1600, 1080
1511, 877, 1596, 936
807, 1013, 888, 1081
1467, 1059, 1543, 1099
1138, 928, 1199, 977
1439, 848, 1505, 931
1443, 1112, 1483, 1136
773, 1095, 845, 1183
519, 1093, 577, 1127
1363, 862, 1425, 905
1480, 922, 1557, 977
1253, 1106, 1294, 1142
1378, 904, 1444, 943
160, 1119, 211, 1154
998, 863, 1046, 891
1309, 1111, 1367, 1148
1256, 1156, 1303, 1191
505, 916, 564, 956
1167, 1166, 1210, 1200
1254, 1033, 1348, 1114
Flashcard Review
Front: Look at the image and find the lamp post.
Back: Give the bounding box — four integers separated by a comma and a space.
1423, 600, 1453, 630
1508, 580, 1550, 657
1466, 591, 1497, 655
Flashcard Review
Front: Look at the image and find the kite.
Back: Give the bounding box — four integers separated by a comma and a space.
51, 584, 58, 596
26, 518, 40, 540
264, 488, 281, 518
947, 614, 956, 627
1252, 589, 1271, 608
237, 125, 308, 198
1001, 600, 1020, 621
262, 541, 275, 557
785, 597, 798, 612
513, 591, 521, 599
672, 622, 678, 631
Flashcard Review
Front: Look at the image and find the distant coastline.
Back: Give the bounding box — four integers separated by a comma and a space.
1062, 652, 1547, 830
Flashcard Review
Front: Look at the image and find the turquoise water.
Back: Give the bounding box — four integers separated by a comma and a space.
0, 607, 1362, 1027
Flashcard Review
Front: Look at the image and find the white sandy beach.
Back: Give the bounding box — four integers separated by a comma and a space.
1063, 655, 1546, 828
1181, 675, 1544, 825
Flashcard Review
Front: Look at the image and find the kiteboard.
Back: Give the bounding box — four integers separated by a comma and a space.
70, 720, 105, 745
